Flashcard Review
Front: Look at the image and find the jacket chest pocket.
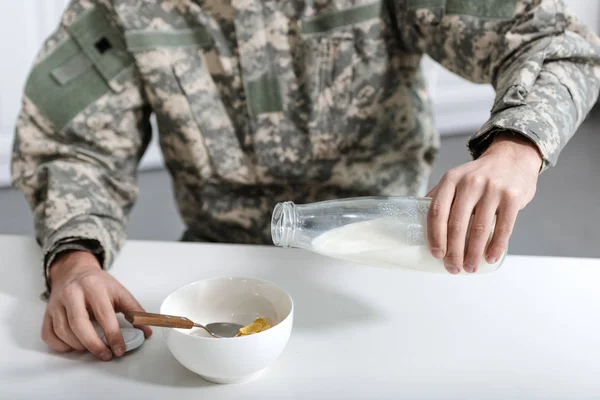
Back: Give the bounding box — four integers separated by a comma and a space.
300, 0, 412, 160
125, 28, 256, 185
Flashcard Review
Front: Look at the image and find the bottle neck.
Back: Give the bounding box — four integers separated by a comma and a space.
271, 201, 297, 247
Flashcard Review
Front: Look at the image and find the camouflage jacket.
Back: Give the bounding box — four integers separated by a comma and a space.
11, 0, 600, 289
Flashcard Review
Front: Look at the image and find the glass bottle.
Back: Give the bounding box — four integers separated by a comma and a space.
271, 196, 506, 274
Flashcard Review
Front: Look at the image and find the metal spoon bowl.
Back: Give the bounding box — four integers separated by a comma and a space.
124, 311, 244, 338
203, 322, 244, 338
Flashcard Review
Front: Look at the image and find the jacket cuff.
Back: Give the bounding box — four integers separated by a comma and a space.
468, 105, 556, 173
40, 239, 104, 301
40, 216, 115, 301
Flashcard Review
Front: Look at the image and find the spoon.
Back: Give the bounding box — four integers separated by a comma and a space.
124, 311, 244, 338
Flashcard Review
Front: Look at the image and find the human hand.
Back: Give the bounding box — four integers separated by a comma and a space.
427, 133, 543, 274
43, 250, 152, 360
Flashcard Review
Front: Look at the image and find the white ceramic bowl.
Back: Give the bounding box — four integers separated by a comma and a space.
160, 277, 294, 384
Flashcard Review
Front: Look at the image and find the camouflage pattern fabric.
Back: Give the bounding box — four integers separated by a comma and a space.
11, 0, 600, 292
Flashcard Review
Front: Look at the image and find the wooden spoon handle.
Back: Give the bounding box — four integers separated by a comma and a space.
124, 311, 195, 329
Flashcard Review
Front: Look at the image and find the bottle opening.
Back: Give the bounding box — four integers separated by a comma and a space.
271, 201, 296, 247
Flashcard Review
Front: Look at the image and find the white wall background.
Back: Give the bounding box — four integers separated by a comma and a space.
0, 0, 598, 188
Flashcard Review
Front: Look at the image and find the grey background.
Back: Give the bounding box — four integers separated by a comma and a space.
1, 108, 599, 258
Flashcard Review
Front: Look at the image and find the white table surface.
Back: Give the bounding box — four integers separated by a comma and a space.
1, 234, 600, 399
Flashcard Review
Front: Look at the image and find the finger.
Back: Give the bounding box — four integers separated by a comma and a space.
114, 290, 153, 338
444, 185, 482, 274
65, 293, 113, 361
425, 185, 438, 199
52, 307, 85, 351
486, 204, 518, 264
463, 195, 499, 273
427, 175, 456, 261
41, 312, 72, 353
89, 294, 126, 357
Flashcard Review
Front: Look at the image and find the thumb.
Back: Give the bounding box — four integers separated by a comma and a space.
115, 289, 153, 338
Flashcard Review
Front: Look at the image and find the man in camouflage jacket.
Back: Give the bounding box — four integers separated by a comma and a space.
12, 0, 600, 360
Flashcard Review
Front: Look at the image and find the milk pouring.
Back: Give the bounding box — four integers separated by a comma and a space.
271, 197, 505, 273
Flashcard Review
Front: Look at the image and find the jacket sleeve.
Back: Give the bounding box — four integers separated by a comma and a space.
10, 0, 151, 293
405, 0, 600, 171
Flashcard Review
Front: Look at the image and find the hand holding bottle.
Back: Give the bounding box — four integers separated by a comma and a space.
426, 132, 543, 274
